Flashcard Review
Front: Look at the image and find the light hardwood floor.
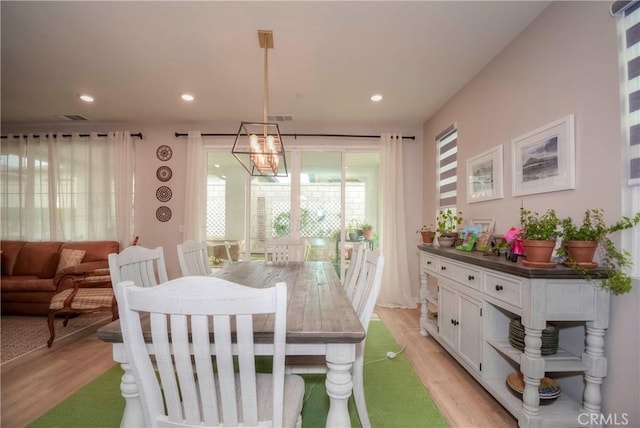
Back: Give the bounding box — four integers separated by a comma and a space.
1, 308, 517, 428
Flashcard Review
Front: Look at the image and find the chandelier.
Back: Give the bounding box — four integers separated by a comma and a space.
232, 30, 288, 177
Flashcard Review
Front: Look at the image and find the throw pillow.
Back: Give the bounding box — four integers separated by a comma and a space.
56, 248, 86, 273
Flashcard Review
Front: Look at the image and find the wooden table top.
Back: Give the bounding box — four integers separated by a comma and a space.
97, 261, 366, 345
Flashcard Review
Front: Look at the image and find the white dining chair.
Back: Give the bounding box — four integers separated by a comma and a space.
286, 249, 384, 428
108, 245, 168, 288
343, 243, 367, 300
114, 276, 305, 428
265, 238, 305, 262
177, 240, 213, 276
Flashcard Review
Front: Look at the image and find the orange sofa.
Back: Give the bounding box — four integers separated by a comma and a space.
1, 240, 120, 316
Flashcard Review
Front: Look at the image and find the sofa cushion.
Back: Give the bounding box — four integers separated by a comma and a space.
12, 242, 63, 277
56, 248, 86, 273
1, 241, 26, 276
60, 241, 120, 262
0, 277, 57, 292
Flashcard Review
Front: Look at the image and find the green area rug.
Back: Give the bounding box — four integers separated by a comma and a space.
29, 320, 447, 428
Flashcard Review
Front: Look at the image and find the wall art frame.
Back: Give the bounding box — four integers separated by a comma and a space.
511, 114, 575, 197
466, 145, 503, 203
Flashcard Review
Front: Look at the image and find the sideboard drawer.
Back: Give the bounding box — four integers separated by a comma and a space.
421, 252, 439, 274
484, 271, 522, 308
438, 259, 481, 290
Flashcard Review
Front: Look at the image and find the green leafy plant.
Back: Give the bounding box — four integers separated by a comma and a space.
361, 223, 373, 232
416, 224, 435, 234
559, 209, 640, 294
436, 209, 463, 235
560, 209, 609, 242
519, 209, 560, 241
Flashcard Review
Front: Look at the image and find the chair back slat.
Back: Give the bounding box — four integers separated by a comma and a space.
115, 276, 290, 428
344, 243, 366, 300
351, 249, 385, 331
265, 238, 305, 262
177, 240, 213, 276
109, 246, 168, 288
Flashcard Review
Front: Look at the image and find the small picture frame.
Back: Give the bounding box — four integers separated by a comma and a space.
511, 114, 575, 197
476, 231, 493, 252
456, 230, 478, 251
466, 145, 503, 203
471, 219, 495, 234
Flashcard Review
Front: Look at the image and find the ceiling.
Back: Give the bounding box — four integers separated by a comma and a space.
0, 1, 549, 127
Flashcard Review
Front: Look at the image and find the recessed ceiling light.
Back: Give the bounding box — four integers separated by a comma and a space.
370, 94, 383, 102
181, 93, 195, 101
79, 94, 94, 103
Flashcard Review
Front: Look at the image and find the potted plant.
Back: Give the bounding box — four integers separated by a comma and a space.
559, 209, 640, 294
519, 209, 560, 266
361, 223, 374, 240
348, 219, 361, 241
436, 209, 463, 247
417, 224, 436, 244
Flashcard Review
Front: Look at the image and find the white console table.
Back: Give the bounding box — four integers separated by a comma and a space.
418, 245, 610, 428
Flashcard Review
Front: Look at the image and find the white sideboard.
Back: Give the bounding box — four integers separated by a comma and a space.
418, 245, 610, 428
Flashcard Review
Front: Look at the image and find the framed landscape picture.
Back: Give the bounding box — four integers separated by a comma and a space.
466, 145, 504, 203
512, 114, 575, 197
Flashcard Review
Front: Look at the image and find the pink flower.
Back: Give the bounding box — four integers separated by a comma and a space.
503, 227, 522, 243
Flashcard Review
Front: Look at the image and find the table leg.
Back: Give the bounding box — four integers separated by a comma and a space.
113, 344, 145, 428
325, 343, 356, 428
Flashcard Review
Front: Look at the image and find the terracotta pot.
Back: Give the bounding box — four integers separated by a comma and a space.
420, 231, 435, 244
523, 239, 556, 263
363, 230, 374, 240
564, 240, 598, 267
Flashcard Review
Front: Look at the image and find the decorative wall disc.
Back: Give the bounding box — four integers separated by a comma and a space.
156, 186, 172, 202
156, 166, 172, 182
156, 206, 172, 222
156, 145, 173, 161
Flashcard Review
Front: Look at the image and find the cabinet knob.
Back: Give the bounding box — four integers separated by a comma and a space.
427, 261, 432, 265
468, 275, 475, 281
495, 284, 504, 291
441, 266, 446, 271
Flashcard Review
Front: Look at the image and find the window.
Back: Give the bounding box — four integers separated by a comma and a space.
436, 125, 458, 209
204, 146, 380, 276
0, 134, 118, 241
614, 0, 640, 277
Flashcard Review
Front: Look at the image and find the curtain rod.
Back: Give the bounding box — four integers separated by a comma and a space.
1, 132, 144, 139
174, 132, 415, 140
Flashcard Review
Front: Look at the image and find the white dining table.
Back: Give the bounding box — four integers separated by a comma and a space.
97, 261, 366, 427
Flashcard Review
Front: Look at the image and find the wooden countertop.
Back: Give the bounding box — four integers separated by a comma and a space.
418, 244, 609, 279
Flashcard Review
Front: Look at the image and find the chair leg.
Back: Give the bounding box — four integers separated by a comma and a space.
47, 310, 57, 348
353, 349, 371, 428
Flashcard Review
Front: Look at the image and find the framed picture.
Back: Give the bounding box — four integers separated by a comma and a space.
511, 114, 575, 197
466, 145, 503, 203
456, 231, 478, 251
471, 219, 495, 234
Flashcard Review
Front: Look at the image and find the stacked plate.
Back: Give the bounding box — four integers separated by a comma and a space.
506, 372, 561, 401
509, 318, 558, 356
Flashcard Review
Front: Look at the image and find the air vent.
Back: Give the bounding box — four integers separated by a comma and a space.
56, 114, 89, 121
267, 115, 293, 122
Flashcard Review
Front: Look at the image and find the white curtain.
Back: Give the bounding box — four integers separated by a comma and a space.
0, 132, 120, 241
376, 133, 416, 308
113, 131, 134, 248
183, 131, 206, 241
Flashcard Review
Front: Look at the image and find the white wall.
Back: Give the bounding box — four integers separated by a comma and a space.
422, 2, 638, 424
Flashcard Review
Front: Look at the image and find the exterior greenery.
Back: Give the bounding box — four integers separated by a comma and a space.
519, 209, 560, 241
559, 209, 640, 295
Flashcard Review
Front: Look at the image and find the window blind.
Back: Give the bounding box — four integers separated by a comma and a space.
614, 0, 640, 185
437, 125, 458, 207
